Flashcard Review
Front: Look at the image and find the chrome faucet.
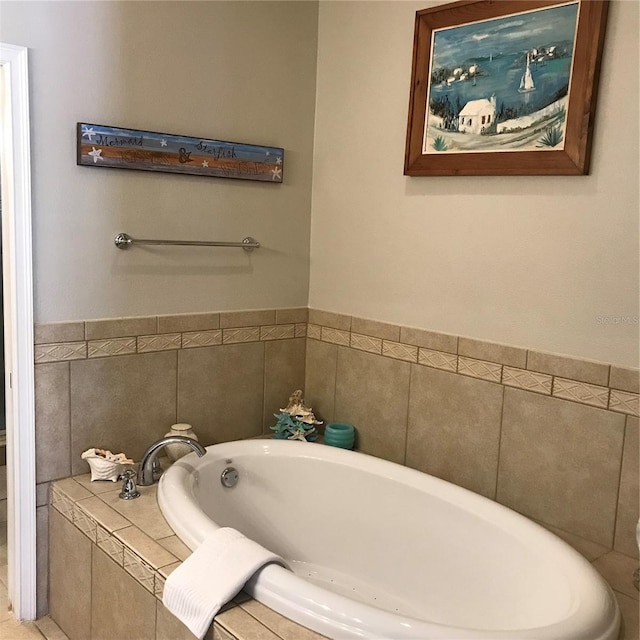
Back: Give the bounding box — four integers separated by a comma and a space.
138, 435, 206, 486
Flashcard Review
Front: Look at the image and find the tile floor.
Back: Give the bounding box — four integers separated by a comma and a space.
0, 512, 638, 639
0, 525, 68, 640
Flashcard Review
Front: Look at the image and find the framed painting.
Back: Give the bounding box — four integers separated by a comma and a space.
404, 0, 609, 176
77, 123, 284, 183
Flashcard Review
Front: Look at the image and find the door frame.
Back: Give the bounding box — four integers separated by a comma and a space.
0, 42, 36, 621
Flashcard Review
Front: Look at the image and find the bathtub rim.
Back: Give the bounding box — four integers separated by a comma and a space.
158, 439, 621, 640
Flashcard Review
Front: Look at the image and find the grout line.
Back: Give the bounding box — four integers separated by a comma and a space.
493, 384, 507, 502
403, 364, 414, 466
236, 602, 289, 640
88, 543, 94, 640
174, 350, 179, 424
609, 416, 628, 551
66, 361, 72, 477
262, 340, 268, 434
331, 343, 340, 424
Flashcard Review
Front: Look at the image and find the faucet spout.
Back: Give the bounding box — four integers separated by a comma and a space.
138, 435, 206, 486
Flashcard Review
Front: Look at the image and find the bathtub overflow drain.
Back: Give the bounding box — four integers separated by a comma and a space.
221, 467, 239, 488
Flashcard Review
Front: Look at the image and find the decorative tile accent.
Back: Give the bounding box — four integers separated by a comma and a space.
307, 323, 321, 340
123, 547, 156, 593
154, 562, 181, 602
34, 310, 635, 417
222, 327, 260, 344
502, 366, 552, 395
72, 504, 97, 543
382, 340, 418, 363
260, 324, 295, 341
458, 356, 502, 383
609, 390, 639, 416
115, 525, 178, 569
181, 329, 223, 349
553, 378, 609, 408
96, 524, 124, 566
350, 333, 382, 355
35, 342, 86, 364
137, 333, 181, 353
418, 348, 457, 372
321, 326, 350, 346
51, 487, 74, 521
154, 570, 166, 599
88, 337, 137, 358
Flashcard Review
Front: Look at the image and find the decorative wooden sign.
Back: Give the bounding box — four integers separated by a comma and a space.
77, 123, 284, 183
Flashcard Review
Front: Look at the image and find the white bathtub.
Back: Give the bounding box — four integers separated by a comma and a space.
158, 439, 620, 640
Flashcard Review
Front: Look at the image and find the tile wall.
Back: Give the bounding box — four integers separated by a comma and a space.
49, 476, 325, 640
33, 308, 308, 616
303, 309, 639, 557
34, 306, 639, 618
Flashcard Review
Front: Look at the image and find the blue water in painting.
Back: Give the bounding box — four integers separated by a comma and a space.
428, 2, 579, 116
430, 55, 572, 114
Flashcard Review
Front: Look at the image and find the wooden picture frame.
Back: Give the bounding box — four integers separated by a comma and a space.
404, 0, 609, 176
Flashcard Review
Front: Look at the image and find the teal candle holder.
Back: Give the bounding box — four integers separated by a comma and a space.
324, 423, 355, 449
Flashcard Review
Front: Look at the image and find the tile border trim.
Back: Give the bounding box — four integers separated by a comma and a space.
308, 311, 638, 417
50, 477, 322, 640
51, 482, 179, 603
36, 309, 639, 416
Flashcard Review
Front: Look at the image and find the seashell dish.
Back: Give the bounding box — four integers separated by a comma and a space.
81, 448, 135, 482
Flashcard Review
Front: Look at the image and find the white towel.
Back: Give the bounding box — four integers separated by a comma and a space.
163, 527, 285, 639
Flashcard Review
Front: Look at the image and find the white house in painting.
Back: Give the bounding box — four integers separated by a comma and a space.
458, 95, 497, 134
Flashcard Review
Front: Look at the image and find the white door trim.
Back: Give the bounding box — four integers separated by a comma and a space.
0, 42, 36, 621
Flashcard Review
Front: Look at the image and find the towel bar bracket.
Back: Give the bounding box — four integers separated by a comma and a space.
114, 233, 260, 252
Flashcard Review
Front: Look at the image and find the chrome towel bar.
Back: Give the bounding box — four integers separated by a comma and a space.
114, 233, 260, 252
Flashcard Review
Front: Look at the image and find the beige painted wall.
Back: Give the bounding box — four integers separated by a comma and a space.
2, 0, 637, 367
310, 0, 639, 368
0, 1, 318, 322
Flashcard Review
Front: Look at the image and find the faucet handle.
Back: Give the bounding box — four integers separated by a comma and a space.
119, 467, 140, 500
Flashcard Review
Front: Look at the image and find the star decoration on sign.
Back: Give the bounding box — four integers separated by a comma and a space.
81, 126, 96, 141
202, 160, 209, 168
88, 147, 103, 164
275, 157, 283, 165
160, 139, 168, 147
271, 166, 282, 181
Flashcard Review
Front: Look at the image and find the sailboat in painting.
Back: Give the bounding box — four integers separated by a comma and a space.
518, 52, 536, 93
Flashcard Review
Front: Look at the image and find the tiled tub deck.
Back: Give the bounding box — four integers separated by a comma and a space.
49, 475, 326, 640
50, 473, 638, 640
